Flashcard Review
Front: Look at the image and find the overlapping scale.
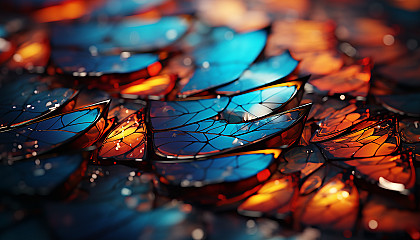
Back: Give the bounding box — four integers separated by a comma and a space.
214, 51, 299, 94
154, 150, 280, 206
238, 174, 297, 218
311, 103, 370, 142
0, 100, 109, 161
150, 80, 304, 130
0, 75, 77, 130
44, 165, 191, 240
98, 110, 146, 161
150, 96, 230, 130
178, 29, 267, 96
297, 174, 359, 230
279, 144, 325, 178
317, 118, 400, 159
0, 0, 418, 238
344, 153, 416, 191
309, 58, 373, 97
152, 104, 311, 159
154, 149, 281, 186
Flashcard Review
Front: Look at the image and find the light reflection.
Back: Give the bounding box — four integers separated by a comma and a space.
378, 177, 406, 193
120, 74, 176, 97
300, 175, 359, 230
368, 219, 378, 230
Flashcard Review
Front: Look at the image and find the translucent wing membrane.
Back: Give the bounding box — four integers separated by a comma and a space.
98, 110, 146, 161
298, 174, 359, 230
309, 59, 372, 97
215, 51, 299, 94
318, 118, 400, 159
344, 153, 415, 191
179, 29, 267, 96
153, 104, 311, 159
238, 175, 297, 218
0, 100, 109, 161
218, 81, 303, 123
0, 75, 77, 130
150, 80, 304, 130
150, 96, 230, 130
311, 104, 370, 142
154, 149, 281, 187
51, 16, 189, 53
280, 144, 325, 178
52, 50, 159, 75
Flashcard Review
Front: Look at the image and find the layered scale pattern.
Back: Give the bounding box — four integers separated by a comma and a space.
0, 0, 420, 240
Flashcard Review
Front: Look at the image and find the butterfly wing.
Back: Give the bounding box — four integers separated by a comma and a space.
179, 29, 267, 96
0, 100, 109, 161
52, 49, 159, 75
150, 80, 304, 130
215, 51, 299, 94
152, 104, 311, 159
311, 103, 370, 142
98, 110, 146, 161
317, 118, 400, 159
238, 174, 298, 218
344, 153, 415, 191
0, 75, 77, 130
219, 80, 304, 123
149, 96, 230, 130
154, 149, 281, 186
298, 174, 359, 230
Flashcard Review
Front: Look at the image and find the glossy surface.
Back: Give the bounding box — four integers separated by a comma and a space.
0, 101, 108, 161
0, 75, 76, 129
153, 104, 310, 159
1, 0, 420, 239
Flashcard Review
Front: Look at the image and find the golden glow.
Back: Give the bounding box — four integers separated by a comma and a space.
259, 178, 289, 193
99, 113, 146, 159
121, 74, 175, 96
319, 118, 399, 159
301, 176, 359, 230
14, 42, 43, 60
33, 1, 88, 23
238, 176, 295, 215
378, 177, 406, 192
